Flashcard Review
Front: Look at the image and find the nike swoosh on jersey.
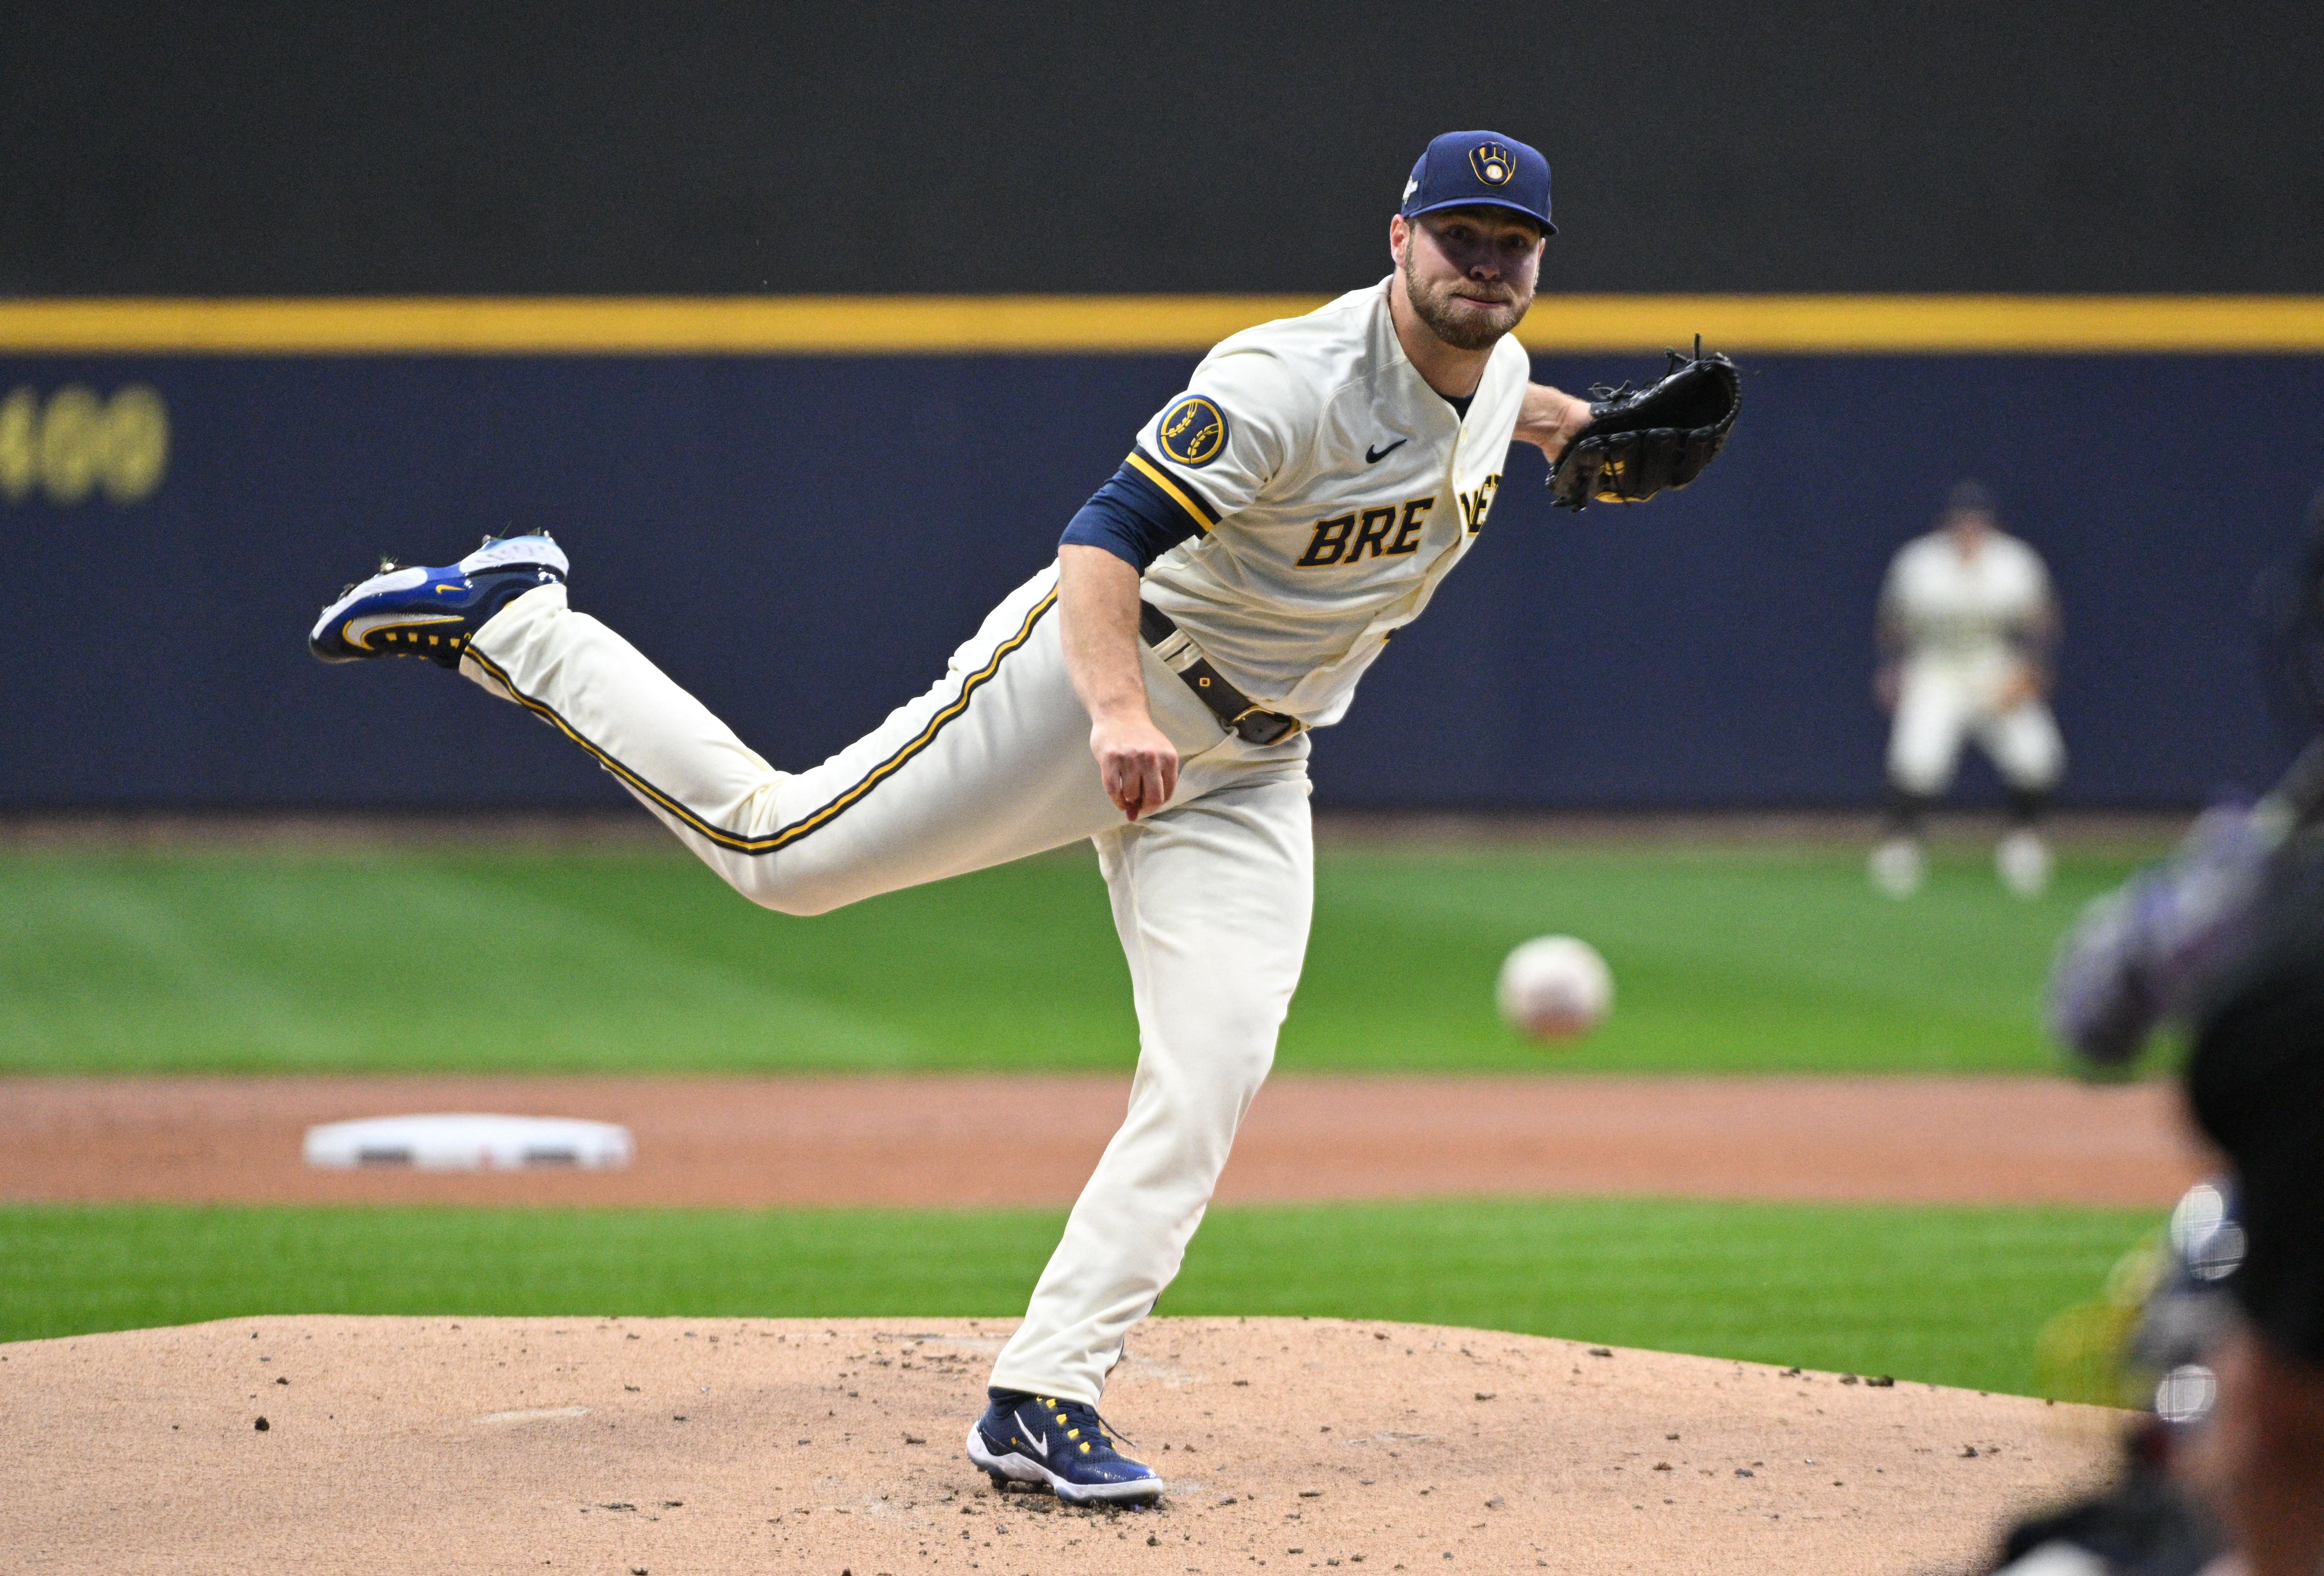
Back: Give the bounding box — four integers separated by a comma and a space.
1365, 439, 1407, 464
343, 611, 464, 649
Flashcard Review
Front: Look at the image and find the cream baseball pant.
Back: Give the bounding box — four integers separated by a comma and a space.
461, 563, 1314, 1405
1886, 652, 2066, 796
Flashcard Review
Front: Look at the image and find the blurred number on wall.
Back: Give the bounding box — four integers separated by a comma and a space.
0, 385, 169, 506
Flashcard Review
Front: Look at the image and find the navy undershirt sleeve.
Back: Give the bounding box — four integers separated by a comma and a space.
1059, 462, 1202, 571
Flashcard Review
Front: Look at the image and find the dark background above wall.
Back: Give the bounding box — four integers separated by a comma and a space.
4, 1, 2321, 297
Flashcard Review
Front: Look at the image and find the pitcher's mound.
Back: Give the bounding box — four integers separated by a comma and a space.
4, 1315, 2119, 1574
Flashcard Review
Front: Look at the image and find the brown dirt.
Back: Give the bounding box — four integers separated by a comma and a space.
0, 1314, 2120, 1575
0, 1074, 2200, 1209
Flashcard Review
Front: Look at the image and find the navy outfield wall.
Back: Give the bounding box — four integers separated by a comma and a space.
3, 348, 2320, 811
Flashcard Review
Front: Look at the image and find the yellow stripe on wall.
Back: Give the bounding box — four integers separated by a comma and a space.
1525, 295, 2324, 354
2, 294, 2322, 355
0, 297, 1326, 355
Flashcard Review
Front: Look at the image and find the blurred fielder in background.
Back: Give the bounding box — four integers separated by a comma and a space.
1871, 480, 2065, 898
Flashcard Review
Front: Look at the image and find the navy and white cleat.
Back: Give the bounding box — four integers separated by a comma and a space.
309, 534, 568, 667
965, 1391, 1162, 1505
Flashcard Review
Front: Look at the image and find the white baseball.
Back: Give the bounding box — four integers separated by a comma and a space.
1495, 935, 1613, 1041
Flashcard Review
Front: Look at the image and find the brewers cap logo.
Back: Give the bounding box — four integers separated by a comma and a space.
1469, 140, 1515, 187
1157, 395, 1228, 468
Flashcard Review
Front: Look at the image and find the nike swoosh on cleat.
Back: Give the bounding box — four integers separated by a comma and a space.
1365, 439, 1407, 464
1022, 1424, 1047, 1452
343, 612, 463, 649
433, 582, 468, 594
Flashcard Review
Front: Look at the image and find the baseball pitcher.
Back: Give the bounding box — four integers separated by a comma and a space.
307, 129, 1739, 1504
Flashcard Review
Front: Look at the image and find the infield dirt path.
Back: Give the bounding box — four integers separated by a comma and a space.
1, 1313, 2120, 1575
0, 1074, 2199, 1208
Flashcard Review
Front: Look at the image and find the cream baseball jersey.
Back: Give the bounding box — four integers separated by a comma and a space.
1881, 529, 2053, 657
1127, 281, 1531, 726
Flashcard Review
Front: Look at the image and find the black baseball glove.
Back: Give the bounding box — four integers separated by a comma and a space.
1548, 341, 1740, 510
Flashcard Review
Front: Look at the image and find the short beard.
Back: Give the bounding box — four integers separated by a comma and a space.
1400, 239, 1530, 351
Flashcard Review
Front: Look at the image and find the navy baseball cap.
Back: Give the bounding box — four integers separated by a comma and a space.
1400, 130, 1555, 235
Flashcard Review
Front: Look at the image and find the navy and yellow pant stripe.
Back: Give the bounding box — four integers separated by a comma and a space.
464, 584, 1058, 860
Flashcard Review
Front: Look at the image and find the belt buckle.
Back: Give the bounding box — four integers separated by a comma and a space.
1229, 705, 1304, 746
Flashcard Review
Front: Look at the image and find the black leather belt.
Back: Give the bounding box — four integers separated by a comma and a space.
1138, 601, 1306, 746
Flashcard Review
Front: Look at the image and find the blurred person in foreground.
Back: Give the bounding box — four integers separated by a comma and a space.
1994, 850, 2324, 1575
2172, 852, 2324, 1575
1997, 497, 2324, 1575
1871, 480, 2065, 898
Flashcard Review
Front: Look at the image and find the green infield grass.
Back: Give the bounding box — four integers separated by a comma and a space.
0, 839, 2156, 1076
0, 1196, 2155, 1399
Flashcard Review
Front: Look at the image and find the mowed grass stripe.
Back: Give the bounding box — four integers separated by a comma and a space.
0, 842, 2161, 1075
0, 1197, 2156, 1399
1295, 845, 2144, 1072
0, 853, 943, 1072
